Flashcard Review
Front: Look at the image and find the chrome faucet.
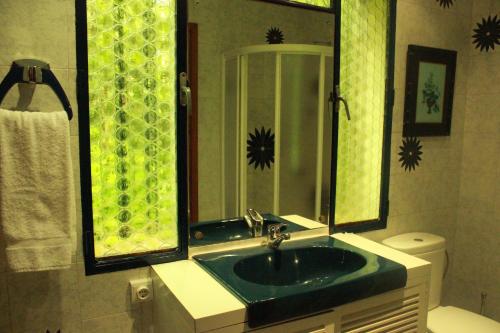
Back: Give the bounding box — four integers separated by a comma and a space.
267, 223, 290, 249
244, 208, 264, 237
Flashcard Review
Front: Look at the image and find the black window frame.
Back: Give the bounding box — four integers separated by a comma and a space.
329, 0, 397, 234
75, 0, 189, 275
254, 0, 334, 13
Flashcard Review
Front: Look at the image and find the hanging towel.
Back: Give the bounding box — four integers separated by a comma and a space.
0, 108, 76, 272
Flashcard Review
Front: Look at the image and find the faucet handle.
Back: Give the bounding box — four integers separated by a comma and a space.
247, 208, 264, 224
268, 223, 288, 239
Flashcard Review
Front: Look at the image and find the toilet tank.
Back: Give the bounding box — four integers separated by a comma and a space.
382, 232, 446, 310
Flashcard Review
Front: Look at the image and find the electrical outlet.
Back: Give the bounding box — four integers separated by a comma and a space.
130, 278, 153, 303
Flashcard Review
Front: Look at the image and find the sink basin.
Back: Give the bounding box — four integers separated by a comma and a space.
233, 247, 366, 286
194, 236, 407, 328
189, 214, 307, 246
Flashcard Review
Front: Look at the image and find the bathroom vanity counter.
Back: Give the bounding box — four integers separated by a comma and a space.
152, 219, 431, 333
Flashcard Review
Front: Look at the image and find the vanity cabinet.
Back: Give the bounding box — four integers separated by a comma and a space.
152, 234, 430, 333
152, 279, 426, 333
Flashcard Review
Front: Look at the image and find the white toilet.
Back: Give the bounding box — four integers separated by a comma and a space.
382, 232, 500, 333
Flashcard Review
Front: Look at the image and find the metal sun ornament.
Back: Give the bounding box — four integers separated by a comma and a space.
247, 127, 275, 170
436, 0, 453, 8
399, 137, 423, 172
472, 15, 500, 52
266, 27, 284, 44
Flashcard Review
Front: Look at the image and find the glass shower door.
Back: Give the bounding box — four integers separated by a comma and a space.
245, 52, 276, 215
279, 54, 320, 220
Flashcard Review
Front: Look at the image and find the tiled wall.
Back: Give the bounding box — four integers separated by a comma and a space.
448, 0, 500, 321
0, 1, 153, 332
0, 0, 497, 332
362, 0, 499, 321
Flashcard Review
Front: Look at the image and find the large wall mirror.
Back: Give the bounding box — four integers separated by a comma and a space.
186, 0, 395, 247
187, 0, 333, 246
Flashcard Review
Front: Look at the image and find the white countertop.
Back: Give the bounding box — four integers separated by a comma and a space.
151, 216, 430, 332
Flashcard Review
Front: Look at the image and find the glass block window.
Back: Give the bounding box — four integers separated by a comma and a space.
335, 0, 389, 225
86, 0, 179, 258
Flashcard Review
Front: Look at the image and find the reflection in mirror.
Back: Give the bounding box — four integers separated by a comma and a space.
188, 0, 334, 246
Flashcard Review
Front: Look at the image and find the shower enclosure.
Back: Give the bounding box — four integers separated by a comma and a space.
222, 44, 333, 222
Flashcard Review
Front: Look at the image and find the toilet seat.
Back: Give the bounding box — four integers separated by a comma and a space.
427, 306, 500, 333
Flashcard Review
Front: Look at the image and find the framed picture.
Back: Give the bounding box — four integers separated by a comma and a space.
254, 0, 333, 13
403, 45, 457, 137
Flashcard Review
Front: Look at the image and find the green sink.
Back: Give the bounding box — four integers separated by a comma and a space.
233, 246, 366, 286
194, 236, 407, 328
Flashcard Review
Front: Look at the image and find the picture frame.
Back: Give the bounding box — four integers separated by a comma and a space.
403, 45, 457, 137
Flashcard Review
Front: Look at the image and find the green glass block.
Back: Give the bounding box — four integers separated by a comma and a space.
118, 225, 132, 239
144, 111, 158, 124
118, 194, 130, 207
117, 210, 131, 223
145, 160, 157, 172
335, 0, 388, 224
88, 0, 178, 258
147, 208, 159, 219
116, 178, 129, 191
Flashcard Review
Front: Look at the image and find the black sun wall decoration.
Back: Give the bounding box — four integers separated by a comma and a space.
247, 127, 275, 170
399, 137, 423, 172
472, 15, 500, 52
266, 27, 284, 44
436, 0, 453, 8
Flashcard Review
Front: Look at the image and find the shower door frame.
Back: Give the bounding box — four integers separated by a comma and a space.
221, 44, 333, 221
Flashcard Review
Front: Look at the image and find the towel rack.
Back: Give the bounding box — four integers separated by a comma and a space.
0, 59, 73, 120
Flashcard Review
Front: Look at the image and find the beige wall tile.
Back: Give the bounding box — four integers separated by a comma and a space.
463, 92, 499, 135
68, 4, 77, 70
77, 264, 149, 320
447, 276, 485, 313
0, 273, 11, 332
459, 170, 497, 212
400, 0, 472, 19
81, 311, 142, 333
0, 234, 7, 273
450, 0, 500, 320
68, 70, 79, 136
0, 0, 70, 68
466, 54, 500, 95
7, 265, 81, 333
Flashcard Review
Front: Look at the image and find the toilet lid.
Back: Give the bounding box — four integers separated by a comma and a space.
428, 306, 500, 333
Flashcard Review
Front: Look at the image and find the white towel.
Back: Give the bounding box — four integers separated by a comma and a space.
0, 108, 76, 272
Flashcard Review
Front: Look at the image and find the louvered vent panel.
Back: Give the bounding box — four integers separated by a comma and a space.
341, 294, 420, 333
